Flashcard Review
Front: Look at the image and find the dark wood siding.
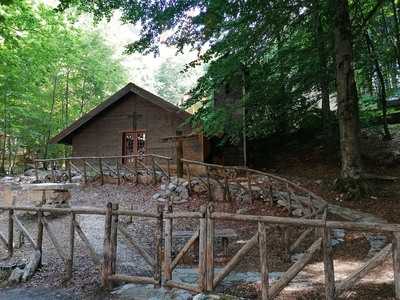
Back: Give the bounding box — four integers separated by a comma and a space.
71, 92, 203, 161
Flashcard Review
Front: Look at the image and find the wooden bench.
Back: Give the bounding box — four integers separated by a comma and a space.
173, 228, 237, 256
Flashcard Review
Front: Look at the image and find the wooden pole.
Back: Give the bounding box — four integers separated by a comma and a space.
51, 161, 55, 182
283, 226, 290, 262
322, 209, 335, 300
37, 194, 45, 266
258, 222, 269, 300
83, 159, 87, 184
116, 160, 121, 185
154, 204, 163, 287
135, 157, 139, 185
111, 203, 119, 275
186, 162, 192, 196
199, 205, 207, 292
336, 243, 392, 295
8, 209, 14, 257
206, 166, 212, 202
241, 65, 247, 167
223, 171, 228, 202
128, 203, 133, 224
67, 160, 72, 183
102, 202, 113, 289
167, 159, 171, 183
99, 158, 104, 185
152, 156, 157, 185
66, 212, 75, 280
74, 219, 101, 267
393, 232, 400, 300
176, 131, 184, 178
247, 171, 252, 203
164, 202, 173, 281
213, 233, 259, 288
206, 203, 214, 291
269, 238, 322, 298
34, 161, 39, 182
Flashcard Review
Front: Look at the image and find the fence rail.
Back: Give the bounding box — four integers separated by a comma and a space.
10, 155, 400, 298
34, 154, 173, 185
181, 158, 325, 214
0, 202, 399, 299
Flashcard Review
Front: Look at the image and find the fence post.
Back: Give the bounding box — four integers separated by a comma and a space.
37, 195, 45, 266
111, 203, 119, 276
51, 161, 55, 182
34, 161, 39, 182
393, 231, 400, 299
67, 159, 72, 183
247, 170, 252, 203
167, 159, 171, 183
186, 163, 192, 196
116, 160, 121, 185
199, 205, 207, 292
128, 203, 133, 224
258, 222, 269, 300
164, 200, 173, 281
135, 157, 139, 185
154, 204, 163, 287
206, 203, 214, 291
206, 166, 212, 202
99, 158, 104, 185
176, 131, 183, 178
8, 209, 14, 257
322, 209, 335, 300
83, 159, 87, 184
152, 156, 157, 185
102, 202, 113, 289
66, 212, 75, 280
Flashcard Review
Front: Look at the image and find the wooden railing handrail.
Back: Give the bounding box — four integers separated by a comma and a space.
35, 154, 172, 163
0, 205, 159, 218
181, 158, 327, 207
211, 212, 400, 233
0, 205, 398, 233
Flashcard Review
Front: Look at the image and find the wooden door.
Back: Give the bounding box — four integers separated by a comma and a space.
122, 131, 146, 163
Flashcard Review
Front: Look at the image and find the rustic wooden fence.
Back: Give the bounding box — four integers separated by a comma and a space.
181, 159, 325, 213
0, 203, 400, 299
34, 154, 172, 185
5, 155, 400, 298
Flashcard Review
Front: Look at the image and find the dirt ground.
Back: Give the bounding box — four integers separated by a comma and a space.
0, 181, 392, 300
1, 124, 400, 300
253, 125, 400, 299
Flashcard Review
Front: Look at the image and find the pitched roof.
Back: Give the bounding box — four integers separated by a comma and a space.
50, 82, 191, 145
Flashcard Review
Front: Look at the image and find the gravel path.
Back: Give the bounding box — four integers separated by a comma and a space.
0, 182, 395, 299
0, 183, 161, 298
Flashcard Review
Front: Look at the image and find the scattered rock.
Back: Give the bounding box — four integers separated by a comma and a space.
8, 267, 24, 285
71, 175, 82, 183
22, 250, 41, 282
292, 208, 303, 217
111, 283, 193, 300
236, 208, 250, 214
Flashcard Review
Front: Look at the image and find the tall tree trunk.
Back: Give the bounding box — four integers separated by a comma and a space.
365, 33, 391, 140
79, 78, 86, 116
7, 136, 12, 174
43, 75, 58, 162
313, 0, 331, 145
0, 93, 7, 174
64, 70, 70, 158
64, 70, 70, 127
391, 0, 400, 68
335, 0, 363, 181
